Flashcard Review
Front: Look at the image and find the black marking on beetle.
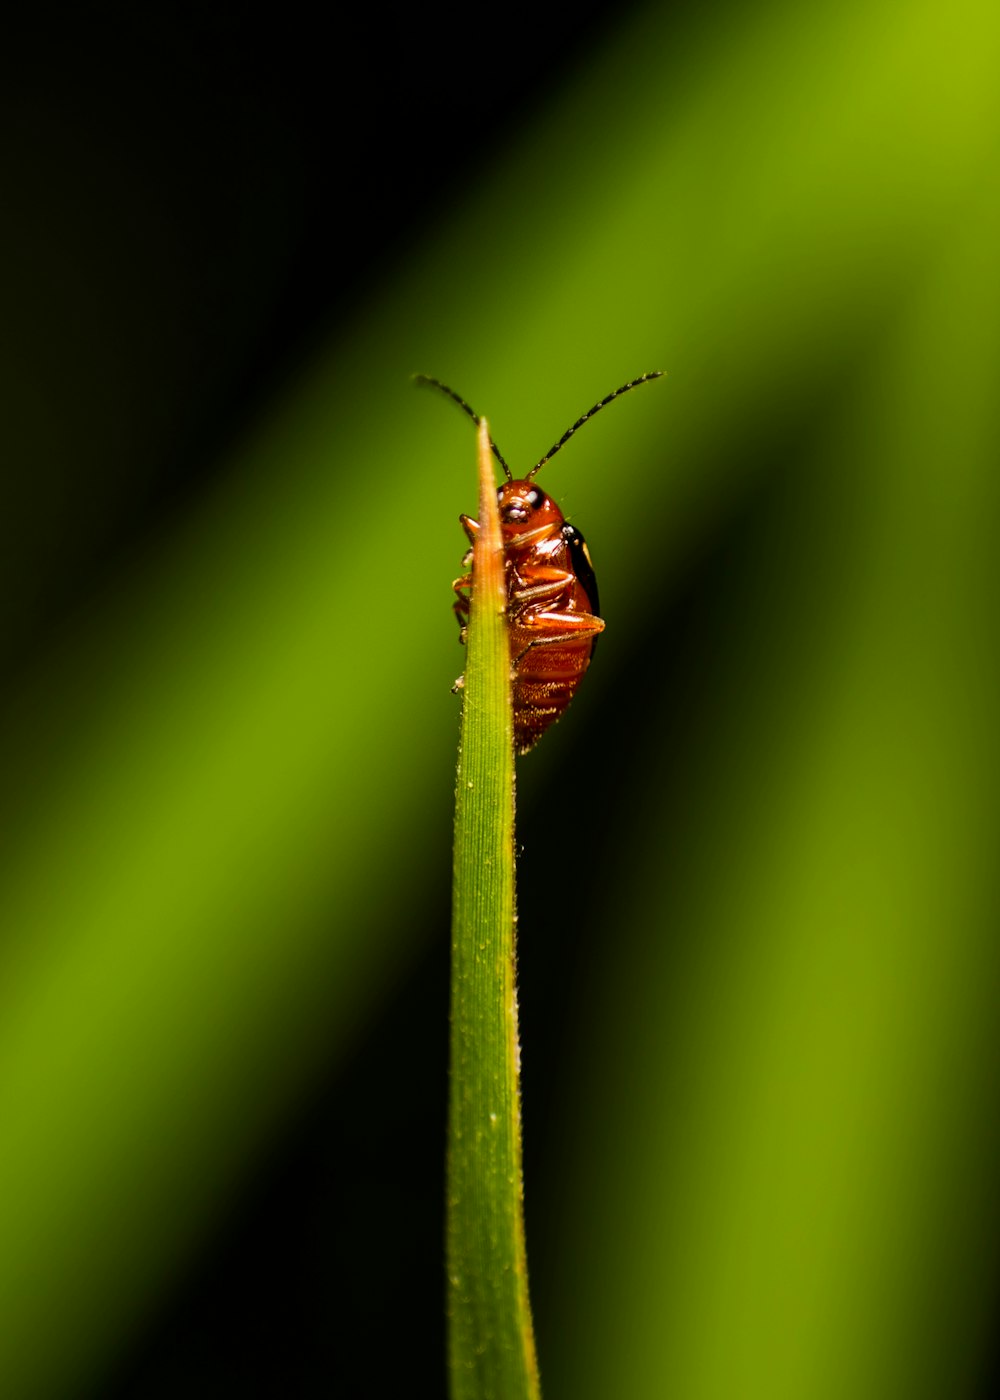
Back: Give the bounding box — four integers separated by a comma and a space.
561, 522, 600, 639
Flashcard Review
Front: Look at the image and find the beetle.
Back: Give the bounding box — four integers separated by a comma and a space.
416, 371, 664, 753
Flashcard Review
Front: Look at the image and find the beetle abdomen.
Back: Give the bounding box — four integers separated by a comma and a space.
511, 638, 597, 753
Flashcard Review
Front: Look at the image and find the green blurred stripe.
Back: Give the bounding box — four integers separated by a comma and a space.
542, 186, 1000, 1399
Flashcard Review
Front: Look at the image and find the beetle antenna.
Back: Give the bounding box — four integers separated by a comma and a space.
528, 370, 665, 478
413, 374, 513, 480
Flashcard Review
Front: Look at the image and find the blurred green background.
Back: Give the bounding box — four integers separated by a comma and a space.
2, 1, 1000, 1395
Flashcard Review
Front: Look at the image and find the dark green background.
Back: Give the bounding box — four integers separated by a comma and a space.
2, 2, 999, 1395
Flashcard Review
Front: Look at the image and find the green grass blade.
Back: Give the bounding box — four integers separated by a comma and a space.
447, 421, 539, 1399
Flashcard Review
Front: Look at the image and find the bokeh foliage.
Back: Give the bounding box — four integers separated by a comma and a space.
1, 0, 999, 1394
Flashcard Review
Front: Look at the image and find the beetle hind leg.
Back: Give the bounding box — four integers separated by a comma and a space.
511, 609, 604, 663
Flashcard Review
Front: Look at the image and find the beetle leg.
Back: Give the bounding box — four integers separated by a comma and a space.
453, 583, 471, 642
512, 610, 604, 662
510, 566, 576, 607
518, 609, 604, 637
459, 514, 480, 546
453, 573, 472, 607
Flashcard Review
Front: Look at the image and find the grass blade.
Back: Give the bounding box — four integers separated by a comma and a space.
447, 420, 539, 1399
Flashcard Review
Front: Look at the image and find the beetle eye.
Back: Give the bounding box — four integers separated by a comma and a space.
524, 487, 542, 510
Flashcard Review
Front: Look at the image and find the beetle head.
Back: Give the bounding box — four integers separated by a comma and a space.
496, 480, 564, 541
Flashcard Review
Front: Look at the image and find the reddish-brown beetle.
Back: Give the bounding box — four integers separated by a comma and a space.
417, 372, 664, 753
